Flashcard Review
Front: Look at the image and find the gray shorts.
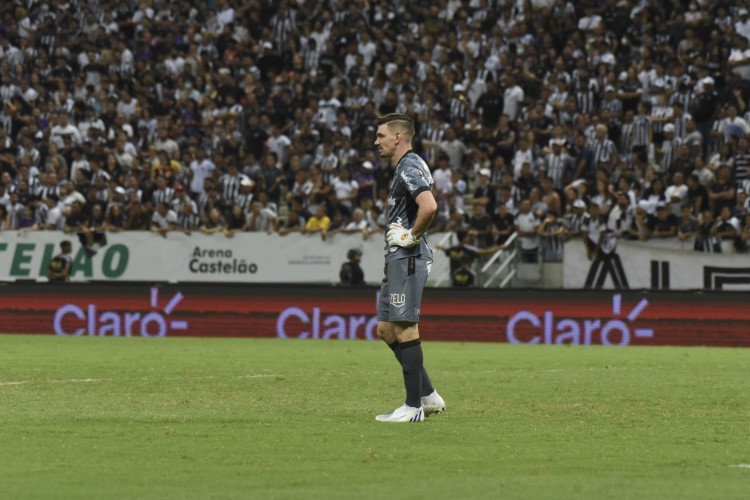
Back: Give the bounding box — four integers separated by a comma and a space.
377, 255, 431, 323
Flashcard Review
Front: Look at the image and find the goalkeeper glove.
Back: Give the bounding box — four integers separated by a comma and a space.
386, 224, 420, 248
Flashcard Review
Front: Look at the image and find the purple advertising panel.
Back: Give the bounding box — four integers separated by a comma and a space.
0, 284, 748, 347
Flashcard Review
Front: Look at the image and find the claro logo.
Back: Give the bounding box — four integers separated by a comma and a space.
507, 294, 654, 346
53, 288, 188, 337
276, 307, 379, 340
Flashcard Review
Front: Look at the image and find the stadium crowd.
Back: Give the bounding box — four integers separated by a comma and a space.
1, 0, 750, 265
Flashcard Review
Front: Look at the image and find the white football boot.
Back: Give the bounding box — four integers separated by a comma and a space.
421, 390, 445, 417
375, 404, 424, 423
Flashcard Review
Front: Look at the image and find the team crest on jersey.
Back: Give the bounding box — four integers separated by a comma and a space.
388, 196, 395, 206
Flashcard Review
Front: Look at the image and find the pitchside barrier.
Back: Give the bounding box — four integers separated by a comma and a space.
1, 283, 748, 347
2, 231, 749, 290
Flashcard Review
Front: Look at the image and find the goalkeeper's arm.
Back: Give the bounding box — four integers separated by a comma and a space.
410, 190, 438, 240
387, 190, 438, 248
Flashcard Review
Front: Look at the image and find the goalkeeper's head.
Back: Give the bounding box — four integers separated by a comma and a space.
375, 113, 415, 160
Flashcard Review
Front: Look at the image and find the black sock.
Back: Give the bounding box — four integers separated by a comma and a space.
388, 340, 434, 397
420, 363, 435, 397
388, 340, 403, 364
399, 339, 423, 408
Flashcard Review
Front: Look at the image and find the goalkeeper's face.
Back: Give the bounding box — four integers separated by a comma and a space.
374, 124, 396, 159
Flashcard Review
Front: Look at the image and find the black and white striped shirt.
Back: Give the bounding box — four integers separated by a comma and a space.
234, 192, 254, 214
632, 115, 651, 147
35, 202, 49, 226
659, 138, 681, 173
152, 187, 175, 206
0, 84, 19, 104
36, 184, 60, 200
177, 211, 201, 231
574, 78, 598, 115
303, 45, 320, 71
651, 106, 673, 136
672, 113, 691, 139
448, 96, 470, 122
669, 91, 694, 113
272, 13, 296, 48
620, 121, 635, 155
421, 122, 446, 163
39, 32, 56, 56
589, 138, 618, 168
600, 97, 623, 118
732, 152, 750, 184
219, 173, 243, 204
542, 152, 573, 190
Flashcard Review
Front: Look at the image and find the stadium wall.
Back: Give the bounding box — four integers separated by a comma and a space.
1, 283, 748, 347
0, 231, 445, 286
2, 232, 749, 290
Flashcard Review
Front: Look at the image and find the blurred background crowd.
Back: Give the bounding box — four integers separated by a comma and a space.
0, 0, 749, 261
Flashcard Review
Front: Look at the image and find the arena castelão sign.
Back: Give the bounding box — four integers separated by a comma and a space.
0, 231, 391, 284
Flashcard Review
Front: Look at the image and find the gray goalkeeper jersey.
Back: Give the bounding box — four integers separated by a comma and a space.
383, 150, 435, 263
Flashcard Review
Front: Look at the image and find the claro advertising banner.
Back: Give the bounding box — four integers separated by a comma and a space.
1, 284, 748, 347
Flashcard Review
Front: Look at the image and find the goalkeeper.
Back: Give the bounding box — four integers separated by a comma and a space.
372, 113, 445, 423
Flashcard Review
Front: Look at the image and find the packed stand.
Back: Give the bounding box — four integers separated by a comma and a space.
0, 0, 749, 266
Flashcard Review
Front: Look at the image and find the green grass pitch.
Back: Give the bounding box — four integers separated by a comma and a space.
1, 335, 748, 499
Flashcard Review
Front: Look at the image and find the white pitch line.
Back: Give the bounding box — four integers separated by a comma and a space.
0, 378, 100, 386
729, 464, 750, 469
0, 374, 279, 387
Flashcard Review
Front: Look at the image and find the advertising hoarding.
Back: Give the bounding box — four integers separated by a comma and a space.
1, 284, 748, 347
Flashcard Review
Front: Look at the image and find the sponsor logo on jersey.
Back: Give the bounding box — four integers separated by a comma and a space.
415, 156, 434, 183
400, 171, 415, 190
389, 293, 406, 308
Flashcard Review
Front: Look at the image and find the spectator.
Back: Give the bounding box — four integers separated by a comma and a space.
41, 195, 64, 230
564, 199, 589, 240
201, 206, 231, 237
678, 204, 700, 243
246, 200, 277, 234
47, 240, 73, 283
711, 205, 742, 253
450, 256, 477, 287
339, 248, 365, 286
541, 138, 574, 190
304, 204, 331, 240
466, 200, 494, 249
277, 208, 306, 236
491, 202, 515, 246
651, 203, 679, 239
104, 204, 126, 232
330, 167, 358, 218
335, 207, 369, 240
665, 172, 689, 215
151, 202, 178, 238
538, 211, 565, 262
81, 202, 108, 253
741, 213, 750, 252
708, 165, 736, 215
515, 199, 541, 263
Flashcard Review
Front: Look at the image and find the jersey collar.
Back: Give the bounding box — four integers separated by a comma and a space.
395, 149, 414, 169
